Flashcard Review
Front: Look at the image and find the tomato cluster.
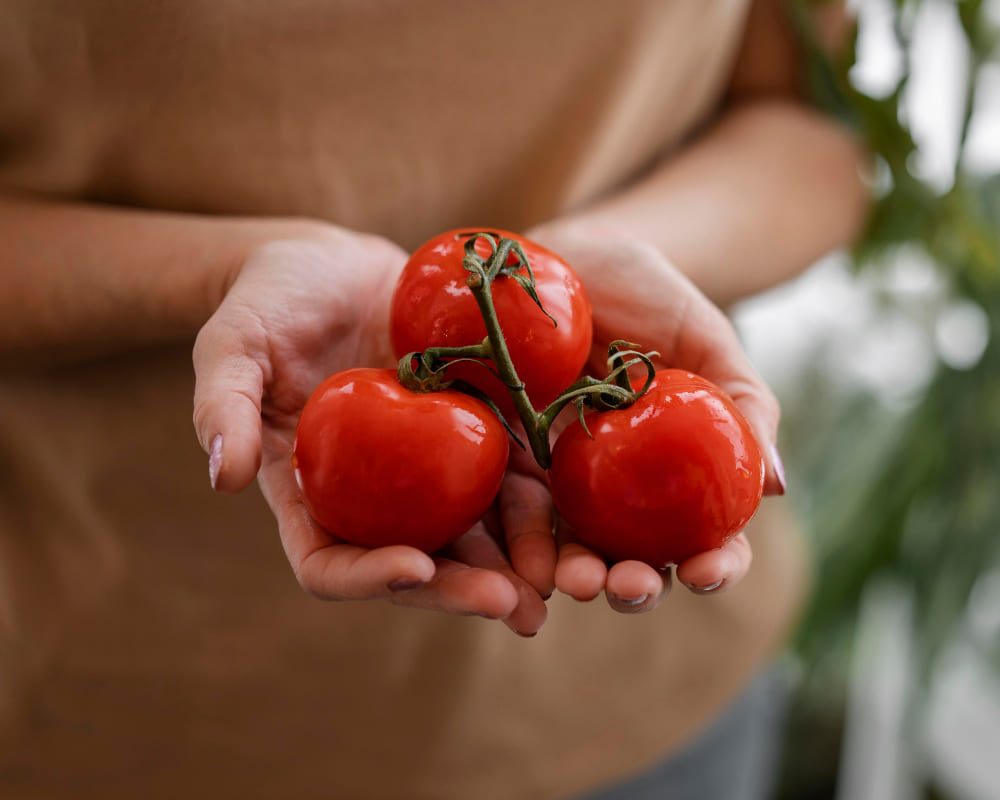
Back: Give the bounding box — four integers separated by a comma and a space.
293, 229, 764, 565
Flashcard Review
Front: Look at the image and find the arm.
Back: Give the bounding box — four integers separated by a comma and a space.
547, 0, 869, 308
563, 100, 868, 307
0, 193, 549, 634
0, 193, 308, 364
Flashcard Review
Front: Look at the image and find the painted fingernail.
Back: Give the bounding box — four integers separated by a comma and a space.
771, 444, 787, 495
388, 578, 425, 592
613, 594, 648, 607
686, 579, 724, 594
209, 434, 223, 490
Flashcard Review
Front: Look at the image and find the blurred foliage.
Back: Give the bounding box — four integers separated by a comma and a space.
779, 0, 1000, 796
789, 0, 1000, 667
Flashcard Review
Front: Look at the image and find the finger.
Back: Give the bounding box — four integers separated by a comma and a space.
671, 298, 785, 496
446, 526, 547, 636
298, 543, 441, 600
675, 533, 753, 595
276, 472, 510, 611
391, 558, 521, 620
262, 433, 522, 619
192, 316, 266, 493
605, 560, 671, 614
554, 525, 608, 603
499, 473, 557, 598
710, 366, 785, 497
259, 443, 438, 598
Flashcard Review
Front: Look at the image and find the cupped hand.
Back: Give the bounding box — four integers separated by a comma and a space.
192, 222, 546, 635
513, 220, 785, 613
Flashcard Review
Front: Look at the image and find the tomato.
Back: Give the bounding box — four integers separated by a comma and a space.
292, 368, 509, 552
390, 229, 592, 415
549, 370, 764, 567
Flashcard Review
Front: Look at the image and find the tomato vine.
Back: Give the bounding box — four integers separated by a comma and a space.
396, 231, 657, 468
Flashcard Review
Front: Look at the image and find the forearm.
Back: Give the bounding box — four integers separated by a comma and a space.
0, 193, 314, 364
559, 99, 870, 307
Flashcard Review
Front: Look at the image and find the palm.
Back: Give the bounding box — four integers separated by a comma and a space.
513, 225, 781, 610
193, 227, 547, 636
242, 235, 399, 418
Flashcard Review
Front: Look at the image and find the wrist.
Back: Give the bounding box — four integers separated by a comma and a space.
206, 216, 336, 311
0, 191, 342, 364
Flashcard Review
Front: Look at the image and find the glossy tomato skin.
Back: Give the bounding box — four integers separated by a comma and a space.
292, 368, 509, 552
549, 370, 764, 568
390, 229, 593, 414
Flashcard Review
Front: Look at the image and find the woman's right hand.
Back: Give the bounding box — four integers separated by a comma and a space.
516, 221, 785, 614
192, 223, 547, 636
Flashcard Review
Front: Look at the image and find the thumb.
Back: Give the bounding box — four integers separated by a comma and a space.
669, 295, 786, 497
693, 316, 785, 496
714, 372, 786, 497
192, 317, 265, 493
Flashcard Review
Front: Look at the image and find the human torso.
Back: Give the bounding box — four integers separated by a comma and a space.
0, 3, 809, 798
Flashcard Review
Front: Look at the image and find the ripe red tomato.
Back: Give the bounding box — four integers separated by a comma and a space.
292, 368, 509, 552
549, 370, 764, 567
390, 229, 592, 414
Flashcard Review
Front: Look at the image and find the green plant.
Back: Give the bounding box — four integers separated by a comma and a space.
790, 0, 1000, 672
778, 3, 999, 796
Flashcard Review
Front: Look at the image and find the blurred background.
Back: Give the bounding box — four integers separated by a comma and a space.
731, 0, 1000, 797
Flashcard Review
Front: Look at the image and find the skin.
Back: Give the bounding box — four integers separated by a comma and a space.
0, 0, 868, 635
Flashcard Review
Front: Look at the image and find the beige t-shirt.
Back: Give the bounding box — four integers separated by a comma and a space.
0, 2, 809, 798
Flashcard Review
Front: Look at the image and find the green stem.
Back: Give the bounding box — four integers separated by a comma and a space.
399, 232, 658, 471
464, 237, 551, 466
421, 343, 491, 360
461, 236, 659, 470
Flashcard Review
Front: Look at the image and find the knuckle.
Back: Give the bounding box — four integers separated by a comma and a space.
760, 387, 781, 429
759, 382, 780, 413
292, 552, 329, 600
191, 396, 215, 449
296, 548, 363, 603
191, 318, 214, 359
501, 488, 548, 519
296, 568, 335, 601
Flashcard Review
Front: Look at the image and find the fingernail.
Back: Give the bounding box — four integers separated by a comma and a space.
686, 579, 724, 594
209, 434, 223, 490
613, 594, 648, 607
771, 444, 787, 495
388, 578, 426, 593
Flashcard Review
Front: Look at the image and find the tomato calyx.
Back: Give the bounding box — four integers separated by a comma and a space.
396, 344, 501, 393
396, 344, 527, 448
459, 232, 558, 329
540, 340, 659, 440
